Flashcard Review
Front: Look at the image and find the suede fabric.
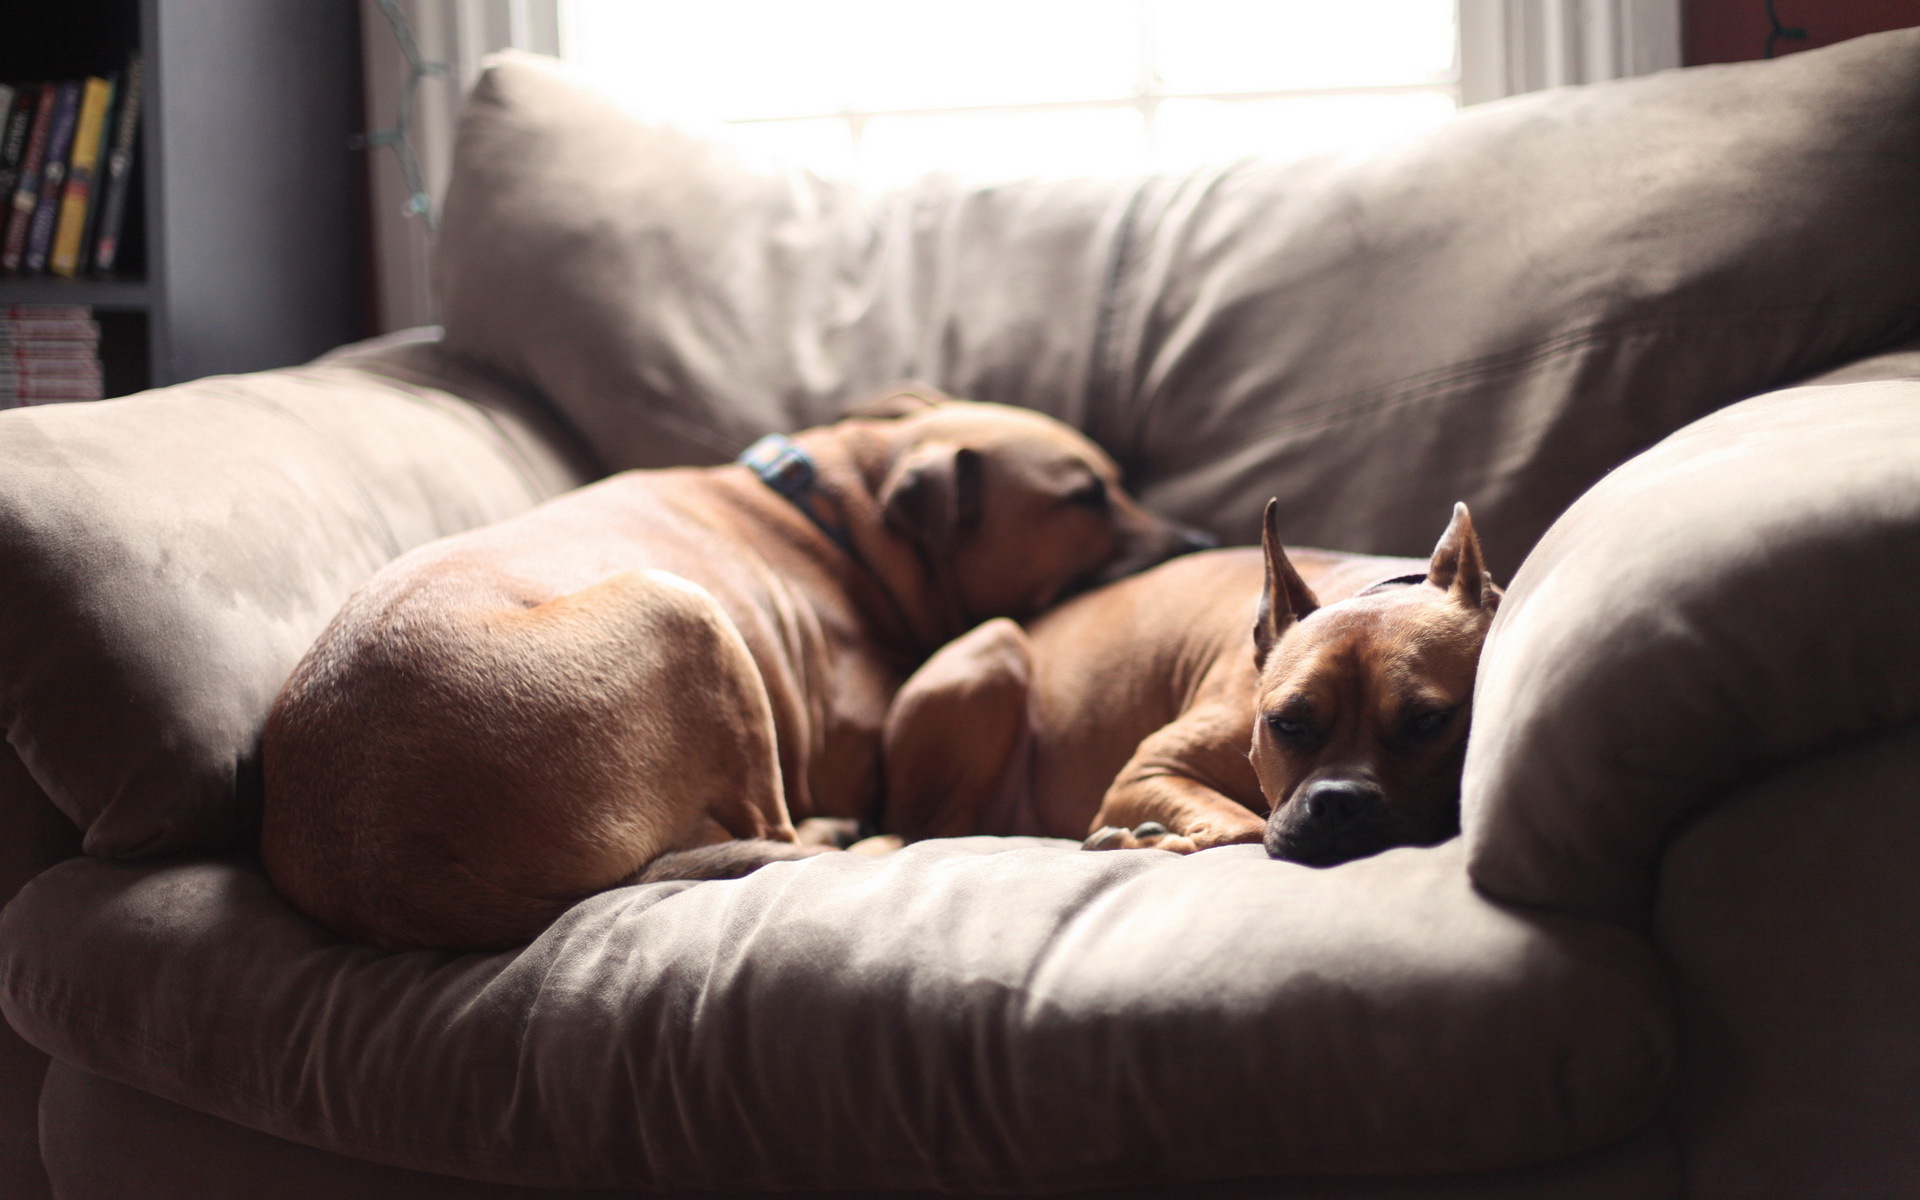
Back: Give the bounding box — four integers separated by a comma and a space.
37, 1065, 1682, 1200
0, 338, 591, 860
0, 838, 1671, 1193
1658, 720, 1920, 1199
1462, 369, 1920, 923
438, 32, 1920, 580
0, 746, 73, 1200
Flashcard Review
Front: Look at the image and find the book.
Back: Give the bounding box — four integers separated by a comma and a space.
0, 314, 98, 341
1, 84, 56, 273
22, 81, 82, 275
3, 378, 104, 403
0, 356, 100, 381
91, 56, 141, 277
3, 303, 91, 321
0, 339, 96, 359
0, 86, 30, 211
50, 77, 113, 277
0, 86, 15, 199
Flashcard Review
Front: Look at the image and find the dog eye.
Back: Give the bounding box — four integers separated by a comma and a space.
1405, 708, 1454, 739
1266, 713, 1310, 740
1065, 477, 1109, 510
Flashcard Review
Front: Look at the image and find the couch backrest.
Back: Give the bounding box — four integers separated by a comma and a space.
439, 31, 1920, 580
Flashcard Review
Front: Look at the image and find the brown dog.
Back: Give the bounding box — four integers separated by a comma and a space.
882, 501, 1500, 862
260, 389, 1204, 949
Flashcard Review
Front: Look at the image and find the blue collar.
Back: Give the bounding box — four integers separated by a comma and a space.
738, 433, 856, 555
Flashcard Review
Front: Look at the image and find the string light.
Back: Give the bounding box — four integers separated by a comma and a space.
354, 0, 448, 232
1763, 0, 1807, 60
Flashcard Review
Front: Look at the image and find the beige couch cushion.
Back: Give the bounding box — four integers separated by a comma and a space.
0, 338, 589, 859
1657, 720, 1920, 1199
438, 32, 1920, 578
0, 837, 1669, 1193
1463, 354, 1920, 922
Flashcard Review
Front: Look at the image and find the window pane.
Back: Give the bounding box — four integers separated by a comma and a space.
719, 119, 857, 177
1154, 92, 1458, 170
566, 0, 1140, 120
1151, 0, 1457, 93
857, 108, 1147, 188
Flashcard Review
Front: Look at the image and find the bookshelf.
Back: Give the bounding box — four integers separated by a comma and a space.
0, 0, 368, 397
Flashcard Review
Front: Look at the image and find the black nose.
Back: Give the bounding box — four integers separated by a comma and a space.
1267, 778, 1394, 865
1296, 779, 1381, 829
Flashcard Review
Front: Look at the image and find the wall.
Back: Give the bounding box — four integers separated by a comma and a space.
1685, 0, 1920, 65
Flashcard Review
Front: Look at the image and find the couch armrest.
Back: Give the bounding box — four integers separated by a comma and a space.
0, 335, 594, 860
1463, 350, 1920, 923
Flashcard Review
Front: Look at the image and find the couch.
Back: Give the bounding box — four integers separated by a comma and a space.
2, 30, 1919, 1199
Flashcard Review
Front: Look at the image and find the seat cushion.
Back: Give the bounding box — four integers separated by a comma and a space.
439, 31, 1920, 578
36, 1063, 1683, 1200
1462, 356, 1920, 923
0, 336, 591, 859
0, 837, 1671, 1194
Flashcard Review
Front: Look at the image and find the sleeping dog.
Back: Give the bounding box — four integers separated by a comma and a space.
883, 501, 1501, 863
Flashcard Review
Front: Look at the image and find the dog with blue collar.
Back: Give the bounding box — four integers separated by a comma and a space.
262, 384, 1208, 949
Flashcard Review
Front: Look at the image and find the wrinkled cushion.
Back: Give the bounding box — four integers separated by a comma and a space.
0, 838, 1671, 1193
439, 32, 1920, 578
0, 336, 591, 858
1463, 359, 1920, 922
1657, 719, 1920, 1199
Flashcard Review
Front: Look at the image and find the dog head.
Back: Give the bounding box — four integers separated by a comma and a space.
856, 388, 1212, 625
1249, 500, 1500, 866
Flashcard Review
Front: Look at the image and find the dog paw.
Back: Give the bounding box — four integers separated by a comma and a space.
794, 817, 863, 848
1083, 825, 1132, 850
1082, 822, 1200, 853
846, 834, 905, 857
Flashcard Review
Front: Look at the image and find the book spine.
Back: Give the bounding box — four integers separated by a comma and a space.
91, 57, 142, 277
1, 84, 57, 273
0, 86, 30, 207
50, 77, 113, 278
2, 303, 91, 320
0, 85, 14, 202
22, 82, 82, 275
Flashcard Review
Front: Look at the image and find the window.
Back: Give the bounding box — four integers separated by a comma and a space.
560, 1, 1462, 187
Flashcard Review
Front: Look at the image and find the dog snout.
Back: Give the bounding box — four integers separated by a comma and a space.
1091, 516, 1218, 587
1301, 779, 1375, 825
1265, 778, 1389, 866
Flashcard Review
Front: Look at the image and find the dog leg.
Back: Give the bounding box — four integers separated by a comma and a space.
882, 618, 1034, 839
1083, 705, 1267, 853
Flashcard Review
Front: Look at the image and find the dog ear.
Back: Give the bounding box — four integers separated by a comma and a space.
1255, 499, 1318, 668
880, 443, 983, 553
1426, 502, 1497, 611
843, 382, 951, 421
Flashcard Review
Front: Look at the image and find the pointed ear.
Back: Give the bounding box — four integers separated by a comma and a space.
1427, 502, 1497, 611
1254, 499, 1318, 668
842, 382, 952, 421
880, 443, 982, 553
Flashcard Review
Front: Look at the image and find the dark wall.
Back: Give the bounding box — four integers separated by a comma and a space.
1685, 0, 1920, 65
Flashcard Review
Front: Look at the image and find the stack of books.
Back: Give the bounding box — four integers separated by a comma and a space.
1, 304, 102, 407
0, 57, 143, 279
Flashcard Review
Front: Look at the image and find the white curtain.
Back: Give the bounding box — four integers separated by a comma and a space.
1459, 0, 1682, 102
360, 0, 561, 333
